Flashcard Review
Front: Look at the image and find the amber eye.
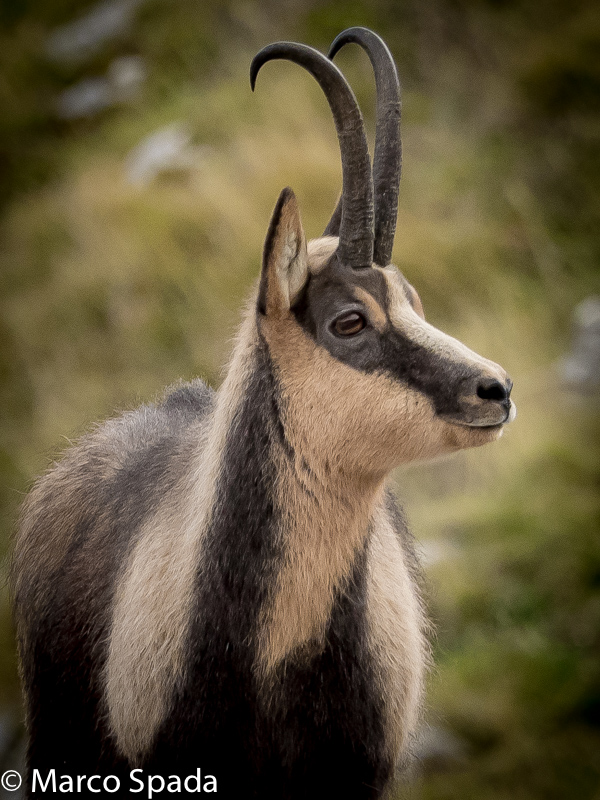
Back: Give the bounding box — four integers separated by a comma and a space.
333, 312, 366, 336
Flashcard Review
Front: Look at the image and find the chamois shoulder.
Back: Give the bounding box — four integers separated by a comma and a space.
13, 379, 215, 603
24, 377, 214, 502
160, 377, 216, 416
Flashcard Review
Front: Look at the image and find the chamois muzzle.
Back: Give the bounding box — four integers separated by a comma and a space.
443, 372, 515, 429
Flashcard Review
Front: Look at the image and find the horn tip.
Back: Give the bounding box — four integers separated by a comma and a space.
250, 44, 280, 90
328, 27, 376, 59
249, 55, 260, 91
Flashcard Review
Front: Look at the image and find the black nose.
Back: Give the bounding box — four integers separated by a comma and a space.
476, 377, 512, 403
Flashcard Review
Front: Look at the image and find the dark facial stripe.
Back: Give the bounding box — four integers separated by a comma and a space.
378, 328, 478, 416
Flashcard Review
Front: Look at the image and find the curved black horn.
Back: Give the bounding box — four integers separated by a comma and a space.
251, 42, 374, 269
328, 27, 401, 266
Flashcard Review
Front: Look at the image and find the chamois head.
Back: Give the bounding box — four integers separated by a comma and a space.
250, 29, 515, 480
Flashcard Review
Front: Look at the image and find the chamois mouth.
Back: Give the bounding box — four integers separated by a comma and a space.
442, 401, 517, 430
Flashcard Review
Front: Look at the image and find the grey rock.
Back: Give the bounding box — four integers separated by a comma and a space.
46, 0, 145, 65
55, 55, 146, 119
560, 296, 600, 391
55, 76, 113, 119
109, 55, 146, 100
125, 124, 208, 186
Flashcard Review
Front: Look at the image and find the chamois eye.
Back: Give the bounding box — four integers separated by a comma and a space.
333, 312, 366, 336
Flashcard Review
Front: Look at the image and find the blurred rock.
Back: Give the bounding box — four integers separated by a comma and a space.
109, 54, 146, 100
125, 124, 208, 187
560, 296, 600, 392
55, 76, 113, 119
46, 0, 146, 65
55, 55, 146, 120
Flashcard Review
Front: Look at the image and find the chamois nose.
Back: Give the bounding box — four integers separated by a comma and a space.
476, 376, 512, 404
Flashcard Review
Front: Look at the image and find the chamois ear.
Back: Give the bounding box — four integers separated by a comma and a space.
258, 187, 309, 317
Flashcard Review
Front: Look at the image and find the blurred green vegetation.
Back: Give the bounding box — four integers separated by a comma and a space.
1, 0, 599, 796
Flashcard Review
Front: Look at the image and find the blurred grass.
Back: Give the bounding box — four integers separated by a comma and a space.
0, 0, 599, 796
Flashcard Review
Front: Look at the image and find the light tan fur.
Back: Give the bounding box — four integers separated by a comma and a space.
353, 286, 388, 331
381, 265, 500, 378
105, 307, 259, 762
366, 503, 430, 761
256, 446, 385, 680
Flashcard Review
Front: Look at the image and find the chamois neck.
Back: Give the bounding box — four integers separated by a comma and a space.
255, 429, 385, 676
215, 310, 384, 518
209, 317, 386, 677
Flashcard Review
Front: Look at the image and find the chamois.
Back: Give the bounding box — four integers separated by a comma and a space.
12, 28, 515, 800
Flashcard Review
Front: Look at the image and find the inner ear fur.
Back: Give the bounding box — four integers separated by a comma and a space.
259, 187, 309, 317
